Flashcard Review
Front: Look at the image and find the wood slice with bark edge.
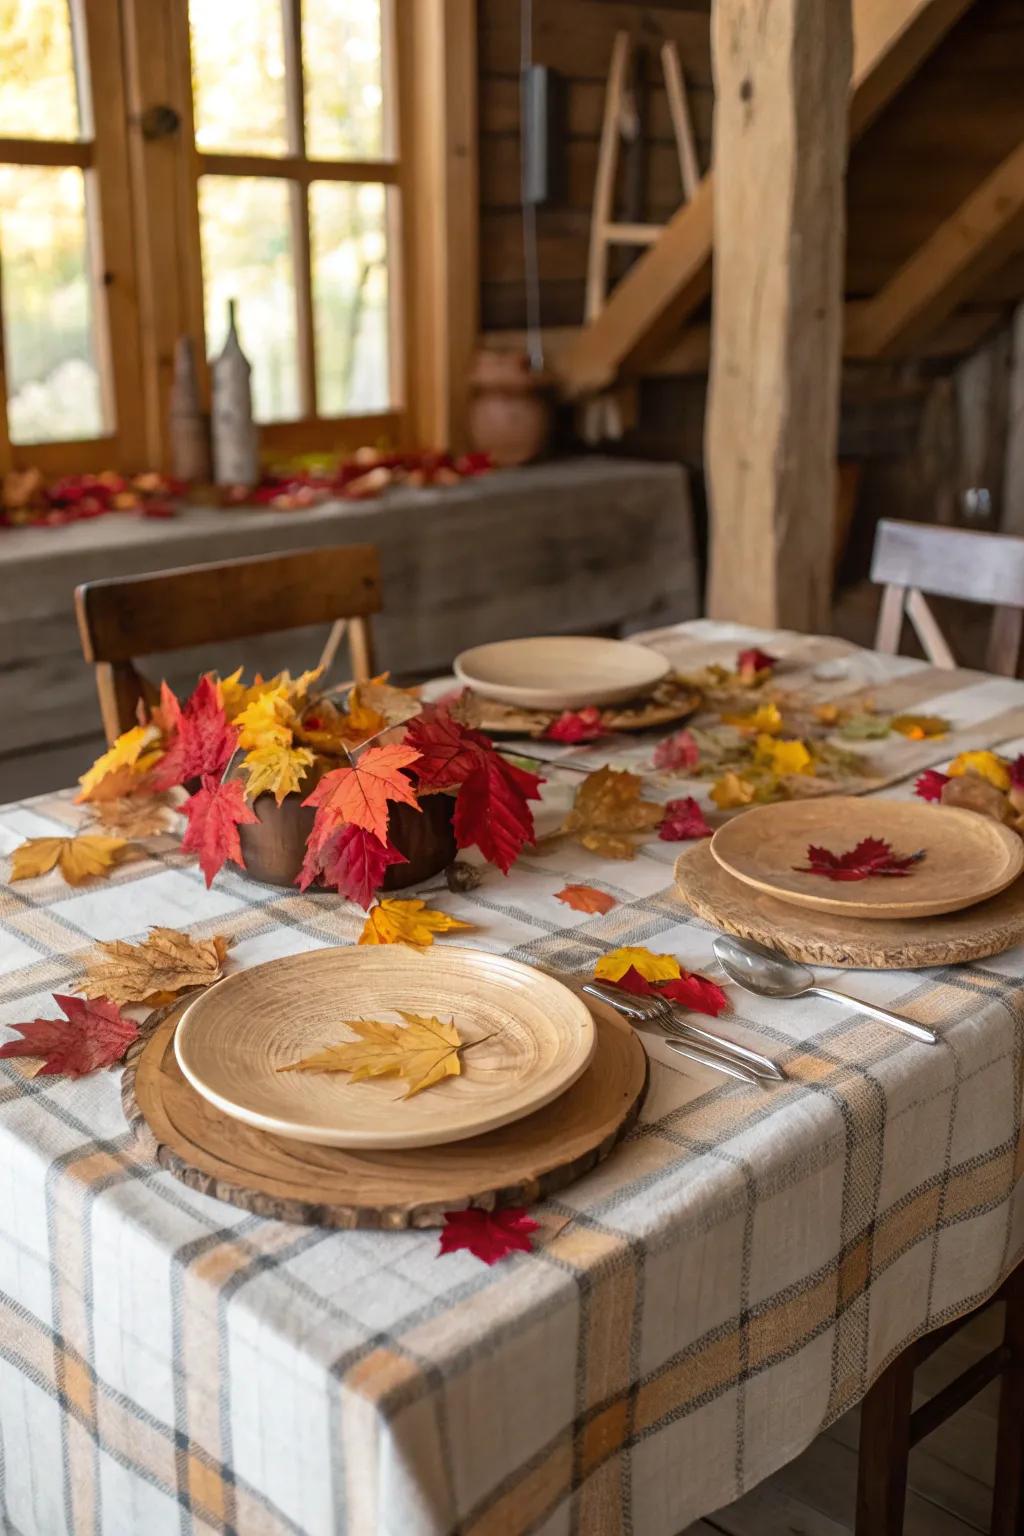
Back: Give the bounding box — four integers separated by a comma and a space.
675, 842, 1024, 970
121, 999, 647, 1229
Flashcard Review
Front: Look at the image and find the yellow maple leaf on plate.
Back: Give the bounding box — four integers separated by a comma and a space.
76, 926, 231, 1005
594, 946, 681, 984
754, 734, 813, 776
948, 750, 1010, 791
77, 724, 163, 801
710, 772, 758, 810
235, 687, 298, 750
562, 765, 664, 859
359, 897, 473, 947
889, 713, 950, 740
9, 834, 134, 885
241, 743, 316, 805
722, 701, 783, 736
278, 1012, 470, 1097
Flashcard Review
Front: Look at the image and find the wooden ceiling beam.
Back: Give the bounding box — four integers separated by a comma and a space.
557, 0, 977, 398
846, 139, 1024, 359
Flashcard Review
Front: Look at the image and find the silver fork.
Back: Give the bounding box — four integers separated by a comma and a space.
638, 991, 785, 1082
583, 983, 770, 1087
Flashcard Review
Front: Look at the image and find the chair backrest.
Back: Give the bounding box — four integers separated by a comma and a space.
75, 543, 382, 743
870, 519, 1024, 677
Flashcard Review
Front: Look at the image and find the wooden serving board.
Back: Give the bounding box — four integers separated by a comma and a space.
676, 841, 1024, 969
122, 998, 647, 1229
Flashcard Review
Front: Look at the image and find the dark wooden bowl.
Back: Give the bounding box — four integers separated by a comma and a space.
237, 777, 456, 892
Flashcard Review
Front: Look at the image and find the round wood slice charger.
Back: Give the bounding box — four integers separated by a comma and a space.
676, 841, 1024, 970
710, 797, 1024, 920
122, 995, 647, 1229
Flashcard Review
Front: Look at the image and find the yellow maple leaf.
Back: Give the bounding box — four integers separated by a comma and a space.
77, 927, 231, 1004
813, 702, 841, 726
723, 701, 783, 736
710, 772, 758, 809
359, 898, 473, 947
562, 766, 664, 859
235, 687, 297, 750
889, 713, 950, 740
948, 750, 1011, 791
77, 724, 163, 801
241, 742, 316, 805
594, 946, 681, 984
754, 734, 813, 776
9, 834, 133, 885
278, 1012, 469, 1097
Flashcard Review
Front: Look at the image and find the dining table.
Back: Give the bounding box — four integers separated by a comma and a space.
2, 618, 1024, 1536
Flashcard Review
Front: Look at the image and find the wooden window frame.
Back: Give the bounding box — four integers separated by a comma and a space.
1, 0, 477, 476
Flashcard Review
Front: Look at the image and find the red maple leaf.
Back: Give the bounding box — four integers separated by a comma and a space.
915, 770, 950, 803
653, 729, 700, 772
453, 753, 541, 874
611, 965, 727, 1018
544, 707, 606, 744
181, 775, 258, 886
404, 708, 492, 789
437, 1206, 540, 1264
1011, 755, 1024, 789
737, 647, 778, 677
0, 994, 138, 1077
303, 743, 421, 850
296, 822, 407, 908
796, 837, 925, 881
151, 676, 238, 789
658, 796, 712, 841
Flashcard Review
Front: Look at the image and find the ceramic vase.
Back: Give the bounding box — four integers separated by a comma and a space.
168, 335, 211, 482
211, 299, 259, 486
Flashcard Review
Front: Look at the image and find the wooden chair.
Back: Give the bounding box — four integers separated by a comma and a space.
857, 1267, 1024, 1534
75, 543, 381, 744
871, 519, 1024, 677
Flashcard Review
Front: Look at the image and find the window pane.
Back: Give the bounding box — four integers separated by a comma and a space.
0, 165, 104, 444
199, 176, 300, 422
189, 0, 287, 155
0, 0, 79, 140
304, 0, 385, 161
310, 181, 390, 416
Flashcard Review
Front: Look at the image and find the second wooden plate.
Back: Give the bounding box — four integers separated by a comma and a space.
710, 797, 1024, 920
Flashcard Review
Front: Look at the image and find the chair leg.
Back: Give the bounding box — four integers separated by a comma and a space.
992, 1269, 1024, 1536
856, 1350, 915, 1536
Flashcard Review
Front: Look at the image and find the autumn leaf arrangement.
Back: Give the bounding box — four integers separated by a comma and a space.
915, 749, 1024, 835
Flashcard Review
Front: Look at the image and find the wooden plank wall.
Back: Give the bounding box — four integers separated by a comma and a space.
477, 0, 713, 332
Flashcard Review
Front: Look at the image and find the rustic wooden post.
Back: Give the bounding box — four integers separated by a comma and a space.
705, 0, 853, 630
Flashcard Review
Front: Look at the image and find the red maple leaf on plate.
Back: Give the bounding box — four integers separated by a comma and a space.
658, 796, 712, 841
612, 965, 728, 1018
296, 822, 406, 908
544, 707, 606, 744
437, 1207, 540, 1264
0, 994, 138, 1077
737, 647, 778, 677
915, 770, 950, 803
303, 743, 421, 849
653, 729, 700, 772
453, 753, 541, 874
796, 837, 925, 881
151, 676, 238, 789
181, 775, 258, 886
404, 708, 491, 790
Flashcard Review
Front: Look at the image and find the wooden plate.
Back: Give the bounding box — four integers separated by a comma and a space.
676, 841, 1024, 969
174, 946, 596, 1150
453, 635, 670, 709
710, 797, 1024, 920
124, 998, 648, 1229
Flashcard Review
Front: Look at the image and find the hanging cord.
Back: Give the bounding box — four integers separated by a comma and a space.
519, 0, 544, 371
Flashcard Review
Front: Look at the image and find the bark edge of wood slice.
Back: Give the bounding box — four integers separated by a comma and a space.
122, 999, 647, 1229
676, 841, 1024, 969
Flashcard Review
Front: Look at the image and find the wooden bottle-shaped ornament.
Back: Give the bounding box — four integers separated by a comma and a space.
211, 299, 259, 486
168, 335, 211, 482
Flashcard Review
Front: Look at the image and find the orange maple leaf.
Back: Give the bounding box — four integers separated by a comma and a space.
554, 884, 616, 914
303, 742, 421, 846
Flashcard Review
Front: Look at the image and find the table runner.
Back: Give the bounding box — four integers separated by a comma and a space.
2, 621, 1024, 1536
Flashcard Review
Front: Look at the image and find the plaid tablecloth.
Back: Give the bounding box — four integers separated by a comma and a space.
3, 621, 1024, 1536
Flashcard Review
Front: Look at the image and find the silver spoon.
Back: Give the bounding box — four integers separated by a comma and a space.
712, 935, 938, 1046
